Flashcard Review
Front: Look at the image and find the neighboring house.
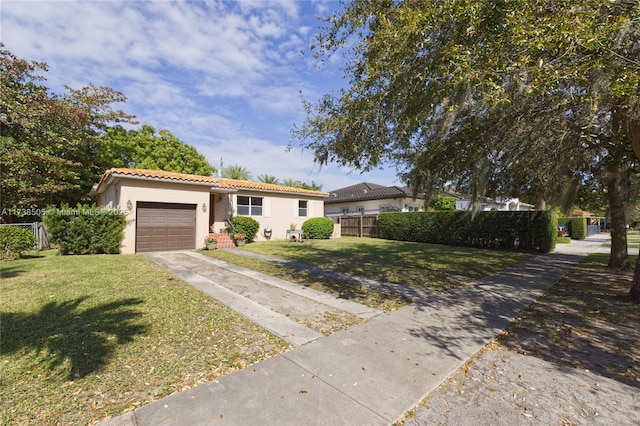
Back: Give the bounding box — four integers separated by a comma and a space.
90, 168, 328, 253
324, 182, 428, 216
455, 197, 535, 211
571, 209, 594, 217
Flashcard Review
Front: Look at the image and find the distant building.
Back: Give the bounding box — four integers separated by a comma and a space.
455, 197, 535, 212
324, 182, 429, 216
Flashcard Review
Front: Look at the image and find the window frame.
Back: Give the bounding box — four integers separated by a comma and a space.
237, 196, 263, 216
298, 200, 308, 217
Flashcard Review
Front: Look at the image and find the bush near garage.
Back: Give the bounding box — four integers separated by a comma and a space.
43, 205, 127, 255
302, 217, 334, 239
378, 210, 557, 253
231, 216, 260, 242
0, 226, 36, 260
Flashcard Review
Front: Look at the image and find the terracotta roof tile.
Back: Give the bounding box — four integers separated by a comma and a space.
96, 168, 328, 197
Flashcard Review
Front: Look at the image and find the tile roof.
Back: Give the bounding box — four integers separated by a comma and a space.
93, 168, 328, 197
325, 182, 422, 204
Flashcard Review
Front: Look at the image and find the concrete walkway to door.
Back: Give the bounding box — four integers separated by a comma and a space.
102, 236, 611, 426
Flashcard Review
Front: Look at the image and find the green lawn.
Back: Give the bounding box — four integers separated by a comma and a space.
1, 238, 535, 424
1, 252, 288, 425
235, 237, 534, 291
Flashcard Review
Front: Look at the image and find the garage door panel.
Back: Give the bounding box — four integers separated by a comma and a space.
135, 203, 197, 252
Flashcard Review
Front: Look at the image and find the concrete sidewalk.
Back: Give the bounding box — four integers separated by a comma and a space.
102, 236, 607, 426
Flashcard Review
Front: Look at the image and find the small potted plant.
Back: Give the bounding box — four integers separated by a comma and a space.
205, 236, 217, 250
233, 232, 246, 246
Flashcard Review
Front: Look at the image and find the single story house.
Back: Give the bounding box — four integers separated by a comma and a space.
90, 168, 328, 253
455, 197, 535, 212
324, 182, 429, 216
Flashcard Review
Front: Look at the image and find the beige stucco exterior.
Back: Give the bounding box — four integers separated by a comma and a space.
96, 178, 211, 254
228, 191, 324, 241
325, 197, 425, 216
92, 169, 328, 254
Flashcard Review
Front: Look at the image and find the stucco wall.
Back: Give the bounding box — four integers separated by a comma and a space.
231, 191, 325, 241
325, 197, 424, 215
95, 178, 328, 252
102, 179, 210, 254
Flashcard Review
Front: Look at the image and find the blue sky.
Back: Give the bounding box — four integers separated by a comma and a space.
2, 0, 401, 191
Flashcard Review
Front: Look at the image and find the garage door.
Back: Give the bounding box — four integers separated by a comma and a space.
136, 202, 197, 252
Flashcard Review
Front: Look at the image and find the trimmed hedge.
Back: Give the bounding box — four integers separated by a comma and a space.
231, 216, 260, 242
302, 217, 334, 239
43, 205, 127, 255
0, 226, 36, 260
558, 217, 587, 240
569, 217, 587, 240
379, 210, 557, 252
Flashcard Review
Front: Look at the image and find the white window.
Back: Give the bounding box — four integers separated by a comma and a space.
237, 196, 263, 216
298, 200, 308, 217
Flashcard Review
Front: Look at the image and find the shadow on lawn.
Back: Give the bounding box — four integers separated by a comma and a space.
0, 264, 26, 278
1, 296, 147, 379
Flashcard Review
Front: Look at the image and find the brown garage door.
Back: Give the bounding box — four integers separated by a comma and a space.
136, 202, 197, 252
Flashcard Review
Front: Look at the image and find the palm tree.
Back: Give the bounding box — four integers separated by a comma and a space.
282, 178, 303, 188
222, 165, 251, 180
258, 174, 280, 184
282, 179, 322, 191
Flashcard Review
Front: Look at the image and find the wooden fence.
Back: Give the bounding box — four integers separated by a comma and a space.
333, 214, 379, 238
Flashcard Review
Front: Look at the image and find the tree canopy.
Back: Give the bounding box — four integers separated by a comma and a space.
294, 0, 640, 298
295, 0, 638, 200
1, 45, 135, 213
99, 125, 216, 176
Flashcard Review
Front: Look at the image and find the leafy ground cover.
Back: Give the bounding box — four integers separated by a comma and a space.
497, 251, 639, 386
237, 237, 533, 291
1, 252, 289, 425
399, 250, 639, 425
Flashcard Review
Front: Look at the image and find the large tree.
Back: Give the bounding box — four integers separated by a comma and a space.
1, 46, 134, 214
294, 0, 640, 299
99, 125, 216, 176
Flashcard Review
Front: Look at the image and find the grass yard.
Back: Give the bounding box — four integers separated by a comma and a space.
0, 252, 289, 425
201, 249, 410, 312
236, 237, 534, 291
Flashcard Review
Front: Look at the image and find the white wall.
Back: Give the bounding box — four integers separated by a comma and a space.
325, 197, 424, 215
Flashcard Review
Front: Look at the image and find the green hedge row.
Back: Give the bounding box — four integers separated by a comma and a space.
43, 205, 127, 255
557, 217, 587, 240
378, 210, 557, 252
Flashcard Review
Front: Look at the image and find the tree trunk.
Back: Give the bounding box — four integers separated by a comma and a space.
606, 162, 630, 269
622, 101, 640, 301
630, 250, 640, 302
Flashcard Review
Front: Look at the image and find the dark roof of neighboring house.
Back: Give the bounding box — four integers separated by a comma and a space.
325, 182, 422, 204
91, 168, 329, 197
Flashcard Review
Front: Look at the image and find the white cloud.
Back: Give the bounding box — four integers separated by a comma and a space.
1, 0, 398, 191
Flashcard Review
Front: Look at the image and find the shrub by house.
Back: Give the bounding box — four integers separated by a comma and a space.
44, 205, 127, 255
